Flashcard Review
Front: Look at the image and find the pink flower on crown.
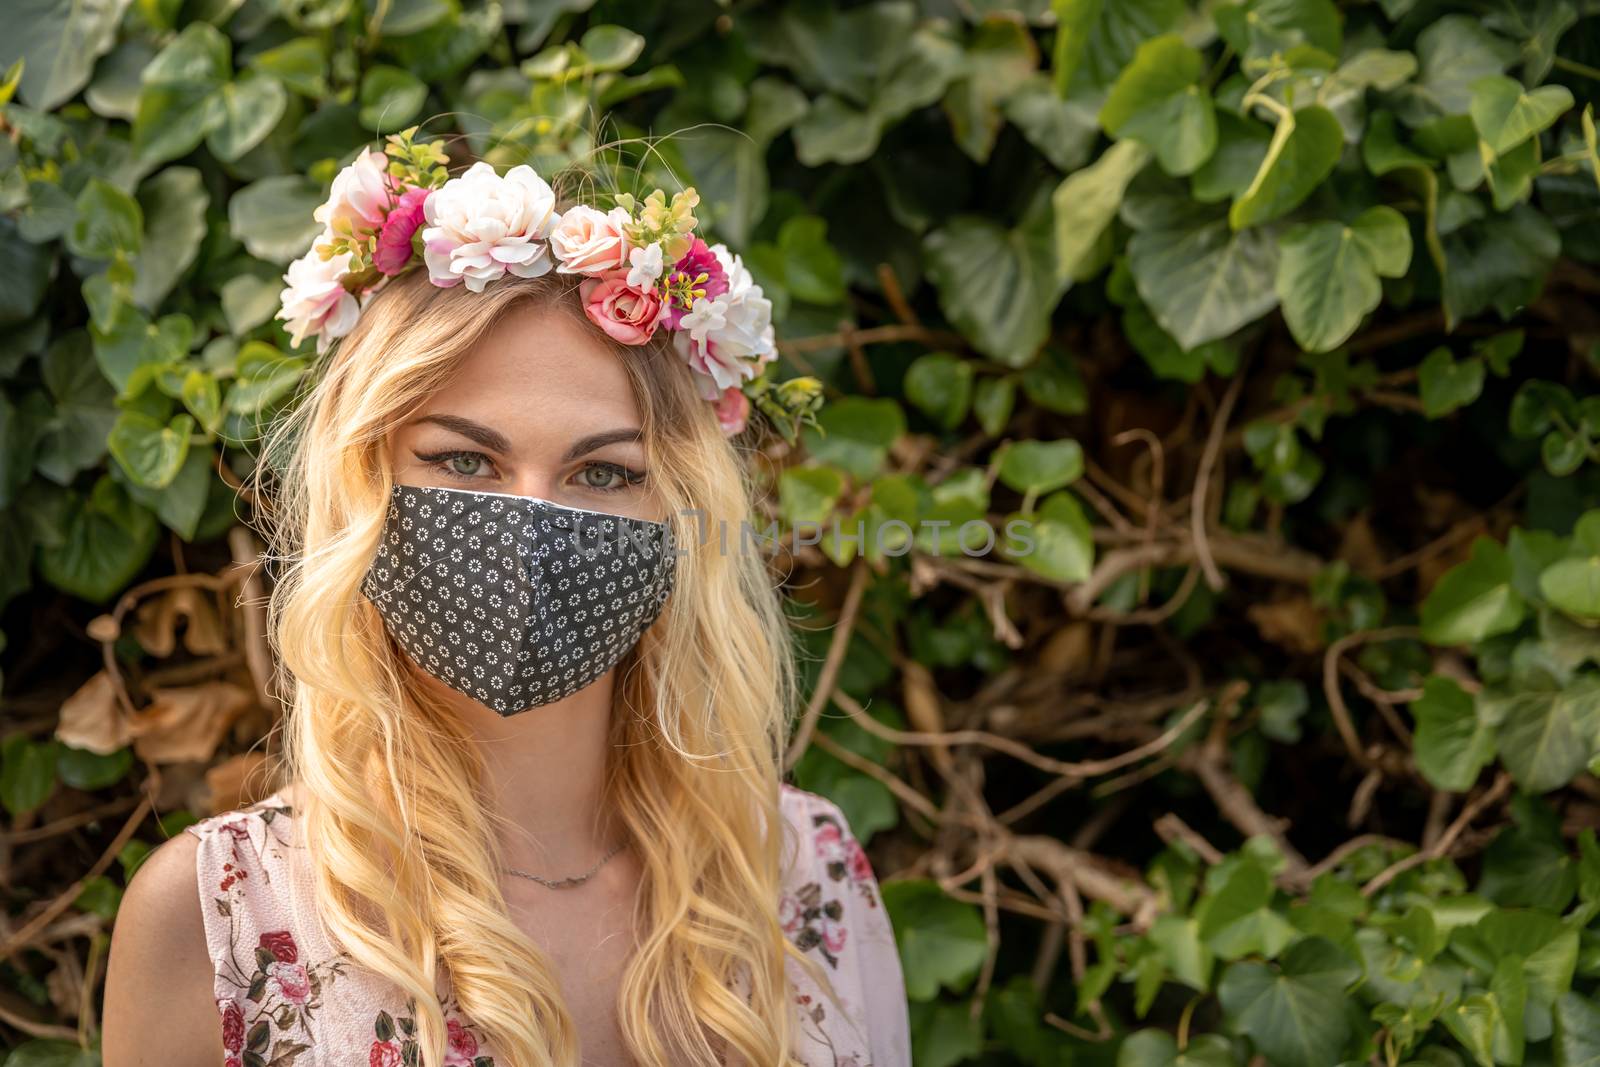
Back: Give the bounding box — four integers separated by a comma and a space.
670, 243, 776, 392
713, 386, 749, 435
374, 186, 431, 275
581, 270, 663, 345
662, 238, 729, 329
550, 205, 632, 276
277, 236, 359, 353
313, 146, 396, 235
421, 162, 560, 292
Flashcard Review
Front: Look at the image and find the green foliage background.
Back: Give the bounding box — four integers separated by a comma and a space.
3, 0, 1600, 1064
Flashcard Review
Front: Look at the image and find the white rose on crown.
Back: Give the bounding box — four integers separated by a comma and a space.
672, 244, 778, 397
421, 162, 561, 292
278, 237, 360, 353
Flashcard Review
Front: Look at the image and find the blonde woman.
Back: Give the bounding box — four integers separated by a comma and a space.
103, 137, 911, 1067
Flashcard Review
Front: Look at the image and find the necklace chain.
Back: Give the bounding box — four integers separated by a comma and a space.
502, 838, 629, 889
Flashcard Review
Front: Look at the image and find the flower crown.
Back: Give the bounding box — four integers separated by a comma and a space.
275, 127, 822, 438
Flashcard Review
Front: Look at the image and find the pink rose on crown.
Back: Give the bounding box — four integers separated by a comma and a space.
314, 145, 396, 235
374, 186, 431, 275
581, 271, 663, 345
550, 205, 632, 275
714, 386, 749, 435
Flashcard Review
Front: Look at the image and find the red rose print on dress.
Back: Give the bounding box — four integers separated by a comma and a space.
271, 960, 312, 1004
445, 1017, 480, 1067
259, 929, 298, 963
370, 1038, 403, 1067
220, 999, 244, 1051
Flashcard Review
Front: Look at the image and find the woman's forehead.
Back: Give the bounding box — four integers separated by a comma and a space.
412, 302, 643, 446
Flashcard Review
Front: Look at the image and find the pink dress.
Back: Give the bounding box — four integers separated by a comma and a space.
184, 782, 911, 1067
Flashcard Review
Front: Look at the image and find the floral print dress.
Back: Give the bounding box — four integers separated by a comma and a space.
183, 782, 911, 1067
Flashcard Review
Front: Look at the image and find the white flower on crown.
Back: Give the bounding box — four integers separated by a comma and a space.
313, 146, 394, 234
671, 243, 777, 394
276, 233, 360, 353
626, 242, 664, 288
421, 162, 560, 293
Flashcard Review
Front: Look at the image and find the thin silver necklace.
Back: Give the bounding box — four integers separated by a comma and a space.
502, 838, 630, 889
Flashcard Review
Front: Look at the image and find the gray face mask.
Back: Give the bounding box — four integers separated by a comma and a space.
361, 483, 676, 715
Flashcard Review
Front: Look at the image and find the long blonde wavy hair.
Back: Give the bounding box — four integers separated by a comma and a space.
247, 256, 838, 1066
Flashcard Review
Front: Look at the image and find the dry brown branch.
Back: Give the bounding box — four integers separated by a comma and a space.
1362, 772, 1513, 896
1192, 371, 1246, 591
1322, 626, 1420, 770
1154, 813, 1226, 866
1, 788, 154, 963
783, 560, 871, 771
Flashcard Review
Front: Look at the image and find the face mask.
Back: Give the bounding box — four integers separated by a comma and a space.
361, 483, 676, 715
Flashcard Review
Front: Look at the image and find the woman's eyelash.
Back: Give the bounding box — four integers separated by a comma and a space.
415, 449, 495, 480
412, 451, 646, 491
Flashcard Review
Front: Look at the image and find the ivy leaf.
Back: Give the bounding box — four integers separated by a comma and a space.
800, 397, 906, 480
2, 0, 130, 112
1052, 139, 1151, 283
1418, 347, 1487, 417
1214, 0, 1342, 62
1276, 206, 1412, 353
1412, 675, 1496, 791
68, 178, 143, 260
1117, 1031, 1237, 1067
108, 411, 194, 490
131, 166, 208, 312
1230, 105, 1343, 229
1554, 990, 1600, 1067
36, 476, 160, 604
1051, 0, 1186, 96
1469, 75, 1573, 156
1441, 204, 1559, 331
1100, 34, 1217, 176
228, 175, 325, 264
1394, 15, 1517, 127
1126, 202, 1281, 350
358, 65, 428, 135
1420, 536, 1527, 646
925, 214, 1063, 366
1218, 936, 1362, 1066
1482, 674, 1600, 794
131, 22, 231, 165
904, 352, 974, 430
881, 880, 988, 1001
1006, 490, 1094, 583
997, 439, 1083, 496
207, 72, 288, 162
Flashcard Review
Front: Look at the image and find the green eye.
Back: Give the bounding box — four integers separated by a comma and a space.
449, 454, 485, 477
577, 462, 643, 491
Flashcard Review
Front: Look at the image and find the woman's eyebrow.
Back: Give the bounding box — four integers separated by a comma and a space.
412, 414, 513, 454
564, 428, 643, 461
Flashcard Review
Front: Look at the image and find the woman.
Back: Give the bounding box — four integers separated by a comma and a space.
102, 136, 911, 1067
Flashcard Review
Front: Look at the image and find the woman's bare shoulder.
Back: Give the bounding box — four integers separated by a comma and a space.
103, 828, 221, 1065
